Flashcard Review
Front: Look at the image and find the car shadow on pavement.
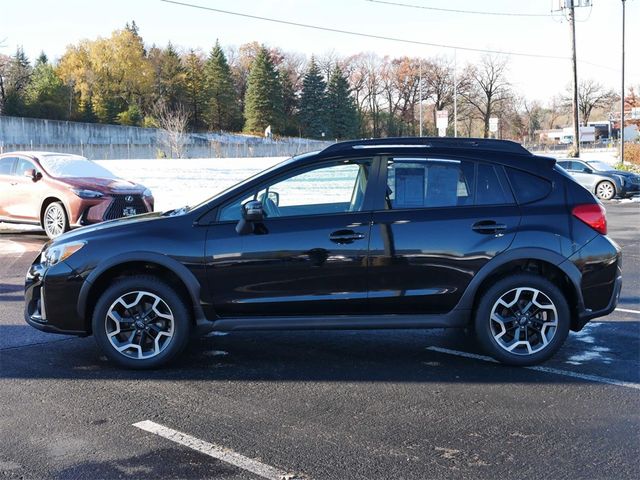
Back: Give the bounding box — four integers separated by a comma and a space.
54, 447, 239, 479
1, 322, 638, 385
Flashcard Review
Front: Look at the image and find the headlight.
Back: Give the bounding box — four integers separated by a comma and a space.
613, 175, 626, 185
72, 188, 103, 199
40, 242, 86, 267
143, 188, 153, 197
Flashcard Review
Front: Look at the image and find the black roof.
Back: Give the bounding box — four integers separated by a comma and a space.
320, 137, 532, 157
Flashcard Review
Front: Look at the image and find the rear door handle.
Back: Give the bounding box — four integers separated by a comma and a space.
472, 220, 507, 234
329, 229, 366, 244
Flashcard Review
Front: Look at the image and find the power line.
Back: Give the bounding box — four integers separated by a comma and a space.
158, 0, 619, 71
365, 0, 551, 18
159, 0, 566, 60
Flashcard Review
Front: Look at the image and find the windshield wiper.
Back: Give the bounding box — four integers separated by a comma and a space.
163, 206, 190, 217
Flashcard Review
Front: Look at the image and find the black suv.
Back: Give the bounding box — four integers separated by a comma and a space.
25, 138, 622, 368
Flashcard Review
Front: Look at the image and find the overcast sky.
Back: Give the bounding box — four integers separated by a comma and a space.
1, 0, 638, 108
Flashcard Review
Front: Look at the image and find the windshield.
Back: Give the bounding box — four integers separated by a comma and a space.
587, 161, 615, 172
39, 154, 118, 179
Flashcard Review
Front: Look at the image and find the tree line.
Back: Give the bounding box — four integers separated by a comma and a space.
0, 21, 634, 142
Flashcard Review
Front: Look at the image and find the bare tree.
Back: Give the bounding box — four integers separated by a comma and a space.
461, 55, 511, 138
563, 79, 618, 125
545, 95, 564, 130
153, 101, 191, 158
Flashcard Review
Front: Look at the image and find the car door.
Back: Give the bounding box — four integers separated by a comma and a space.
569, 160, 598, 191
367, 157, 520, 315
0, 157, 18, 218
7, 157, 43, 221
204, 158, 375, 317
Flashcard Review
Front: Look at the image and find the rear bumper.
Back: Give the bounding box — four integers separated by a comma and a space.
565, 234, 622, 330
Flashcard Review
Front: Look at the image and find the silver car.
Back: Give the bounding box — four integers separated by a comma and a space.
557, 159, 640, 200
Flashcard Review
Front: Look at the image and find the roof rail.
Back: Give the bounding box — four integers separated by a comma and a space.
320, 137, 531, 156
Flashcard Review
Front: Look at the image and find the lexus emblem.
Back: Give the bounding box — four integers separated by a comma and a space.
125, 195, 134, 203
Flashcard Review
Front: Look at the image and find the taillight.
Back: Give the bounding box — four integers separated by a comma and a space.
572, 203, 607, 234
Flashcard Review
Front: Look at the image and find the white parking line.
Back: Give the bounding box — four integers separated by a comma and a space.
615, 308, 640, 315
425, 346, 640, 391
133, 420, 297, 480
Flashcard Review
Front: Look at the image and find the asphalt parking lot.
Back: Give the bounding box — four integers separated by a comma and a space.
1, 202, 638, 480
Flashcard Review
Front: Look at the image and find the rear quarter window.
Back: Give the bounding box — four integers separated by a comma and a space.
506, 168, 552, 204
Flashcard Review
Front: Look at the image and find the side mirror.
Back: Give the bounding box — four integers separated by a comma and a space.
24, 169, 41, 182
584, 168, 593, 174
235, 200, 265, 235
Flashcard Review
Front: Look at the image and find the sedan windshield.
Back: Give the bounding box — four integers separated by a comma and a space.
39, 154, 118, 179
587, 161, 615, 172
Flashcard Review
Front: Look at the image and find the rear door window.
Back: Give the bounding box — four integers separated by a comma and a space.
506, 168, 552, 204
476, 163, 511, 205
385, 158, 475, 209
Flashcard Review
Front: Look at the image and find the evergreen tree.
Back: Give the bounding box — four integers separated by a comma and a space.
243, 46, 284, 134
203, 40, 241, 131
299, 58, 327, 138
280, 72, 299, 136
151, 42, 187, 110
24, 52, 68, 119
183, 49, 206, 130
2, 47, 32, 116
326, 66, 359, 140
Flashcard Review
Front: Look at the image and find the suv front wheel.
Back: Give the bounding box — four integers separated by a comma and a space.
92, 276, 191, 369
474, 274, 570, 366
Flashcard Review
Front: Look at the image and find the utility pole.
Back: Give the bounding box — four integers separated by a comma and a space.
453, 49, 458, 138
419, 59, 423, 137
621, 0, 626, 164
569, 0, 581, 157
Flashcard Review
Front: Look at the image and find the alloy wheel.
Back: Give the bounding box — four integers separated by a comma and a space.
596, 181, 615, 200
489, 287, 558, 356
44, 204, 65, 237
105, 291, 175, 360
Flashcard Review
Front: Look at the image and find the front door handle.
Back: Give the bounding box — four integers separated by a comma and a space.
472, 220, 507, 234
329, 229, 366, 244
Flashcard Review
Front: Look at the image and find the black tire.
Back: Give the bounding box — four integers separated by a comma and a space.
595, 180, 616, 201
92, 275, 191, 369
42, 201, 69, 239
474, 273, 570, 366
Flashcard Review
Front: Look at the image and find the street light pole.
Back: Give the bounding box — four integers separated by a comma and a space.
621, 0, 626, 164
569, 0, 581, 157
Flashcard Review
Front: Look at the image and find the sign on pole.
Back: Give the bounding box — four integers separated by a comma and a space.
632, 107, 640, 120
489, 117, 499, 133
436, 110, 448, 137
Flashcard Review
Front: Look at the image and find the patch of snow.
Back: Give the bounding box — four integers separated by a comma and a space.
96, 157, 286, 212
40, 154, 118, 179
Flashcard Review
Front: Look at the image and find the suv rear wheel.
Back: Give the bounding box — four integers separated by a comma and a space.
92, 275, 191, 369
474, 273, 570, 366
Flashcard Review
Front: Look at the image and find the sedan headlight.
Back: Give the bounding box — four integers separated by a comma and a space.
40, 242, 86, 267
613, 175, 626, 186
143, 188, 153, 197
72, 188, 103, 199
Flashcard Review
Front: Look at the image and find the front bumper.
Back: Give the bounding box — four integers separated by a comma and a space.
24, 255, 88, 336
70, 194, 154, 227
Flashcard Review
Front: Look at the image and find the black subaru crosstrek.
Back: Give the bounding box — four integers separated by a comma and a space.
25, 138, 622, 369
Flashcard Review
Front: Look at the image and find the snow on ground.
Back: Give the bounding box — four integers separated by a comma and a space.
95, 157, 286, 212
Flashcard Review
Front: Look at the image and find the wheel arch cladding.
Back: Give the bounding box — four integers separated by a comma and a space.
457, 248, 583, 330
78, 252, 204, 333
